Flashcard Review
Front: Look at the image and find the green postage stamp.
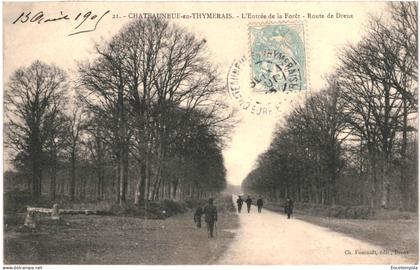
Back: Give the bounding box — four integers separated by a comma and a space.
249, 23, 307, 93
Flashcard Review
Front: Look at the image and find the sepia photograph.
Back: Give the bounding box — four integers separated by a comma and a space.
2, 1, 418, 267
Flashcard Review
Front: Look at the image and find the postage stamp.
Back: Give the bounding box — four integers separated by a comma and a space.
227, 21, 308, 116
249, 22, 307, 93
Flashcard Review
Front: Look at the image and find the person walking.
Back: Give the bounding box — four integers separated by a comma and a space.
236, 196, 244, 213
284, 197, 294, 219
194, 203, 203, 228
203, 198, 218, 238
256, 197, 264, 213
245, 196, 252, 213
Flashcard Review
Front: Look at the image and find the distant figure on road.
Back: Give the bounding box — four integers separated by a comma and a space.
204, 198, 218, 238
245, 196, 252, 213
236, 196, 244, 213
284, 198, 294, 219
194, 203, 203, 228
257, 197, 264, 213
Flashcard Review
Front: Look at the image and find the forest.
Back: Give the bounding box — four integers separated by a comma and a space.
242, 2, 418, 210
4, 18, 234, 206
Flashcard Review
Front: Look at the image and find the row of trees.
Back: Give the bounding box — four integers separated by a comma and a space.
5, 18, 233, 205
243, 2, 418, 210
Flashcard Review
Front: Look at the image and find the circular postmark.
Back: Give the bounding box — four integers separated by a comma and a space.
251, 48, 304, 93
227, 55, 306, 116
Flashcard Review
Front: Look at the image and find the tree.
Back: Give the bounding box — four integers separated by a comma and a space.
79, 18, 233, 205
243, 85, 347, 205
44, 111, 67, 200
78, 41, 132, 205
288, 82, 347, 205
386, 2, 418, 210
64, 106, 85, 201
337, 11, 417, 207
388, 2, 418, 82
5, 61, 68, 198
244, 3, 418, 210
83, 116, 111, 201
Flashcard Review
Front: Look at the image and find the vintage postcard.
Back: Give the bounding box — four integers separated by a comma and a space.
2, 1, 418, 268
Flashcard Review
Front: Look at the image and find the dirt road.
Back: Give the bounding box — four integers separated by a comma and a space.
4, 195, 238, 264
218, 195, 414, 264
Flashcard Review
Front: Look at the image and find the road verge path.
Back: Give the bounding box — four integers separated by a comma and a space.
218, 195, 413, 264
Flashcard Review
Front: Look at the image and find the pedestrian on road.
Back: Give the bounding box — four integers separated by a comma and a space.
245, 196, 252, 213
194, 203, 203, 228
203, 198, 218, 238
257, 197, 263, 213
236, 196, 244, 213
284, 197, 294, 219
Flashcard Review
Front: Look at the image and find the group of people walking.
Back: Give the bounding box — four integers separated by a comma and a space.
236, 195, 294, 219
193, 195, 295, 238
236, 196, 264, 213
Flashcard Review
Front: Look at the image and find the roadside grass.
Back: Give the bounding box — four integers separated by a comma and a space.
4, 194, 238, 264
263, 203, 418, 263
295, 215, 418, 263
4, 190, 203, 220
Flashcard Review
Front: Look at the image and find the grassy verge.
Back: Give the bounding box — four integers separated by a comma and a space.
296, 215, 418, 263
264, 203, 418, 263
4, 190, 198, 220
4, 194, 238, 264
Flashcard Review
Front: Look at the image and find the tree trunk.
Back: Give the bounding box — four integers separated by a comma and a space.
172, 179, 178, 199
369, 153, 378, 208
50, 152, 57, 201
135, 163, 146, 205
399, 98, 408, 210
118, 156, 124, 204
70, 150, 76, 201
123, 148, 129, 202
116, 163, 121, 203
31, 147, 42, 198
97, 167, 104, 201
146, 158, 152, 201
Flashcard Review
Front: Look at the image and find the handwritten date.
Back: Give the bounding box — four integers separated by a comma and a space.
12, 10, 110, 36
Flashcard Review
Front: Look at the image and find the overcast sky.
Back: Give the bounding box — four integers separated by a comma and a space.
4, 2, 386, 186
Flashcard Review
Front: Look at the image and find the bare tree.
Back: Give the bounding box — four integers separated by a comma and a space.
79, 18, 233, 205
337, 11, 417, 208
243, 4, 417, 210
78, 42, 131, 205
64, 106, 85, 201
44, 111, 68, 200
83, 118, 110, 201
5, 61, 68, 198
388, 2, 418, 82
385, 2, 418, 209
289, 81, 347, 205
